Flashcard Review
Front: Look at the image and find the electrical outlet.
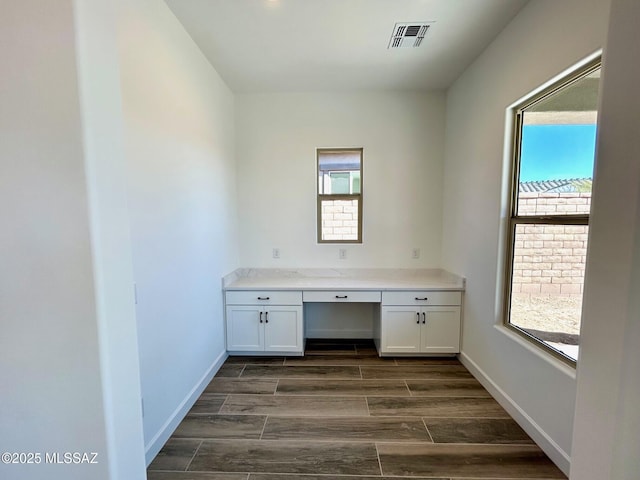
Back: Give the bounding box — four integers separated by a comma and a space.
412, 248, 420, 259
272, 248, 280, 259
339, 248, 347, 260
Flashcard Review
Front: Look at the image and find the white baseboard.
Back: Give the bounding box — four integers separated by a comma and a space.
144, 349, 228, 466
305, 328, 372, 339
459, 351, 571, 476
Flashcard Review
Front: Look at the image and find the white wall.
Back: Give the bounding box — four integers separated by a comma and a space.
441, 0, 610, 473
0, 1, 113, 479
236, 92, 445, 337
116, 0, 238, 463
236, 92, 445, 268
570, 0, 640, 477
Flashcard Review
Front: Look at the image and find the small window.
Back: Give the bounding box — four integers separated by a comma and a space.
317, 148, 362, 243
504, 58, 601, 365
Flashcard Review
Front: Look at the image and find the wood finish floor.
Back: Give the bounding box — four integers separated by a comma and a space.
148, 340, 566, 480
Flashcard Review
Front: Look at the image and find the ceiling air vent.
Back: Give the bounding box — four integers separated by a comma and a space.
388, 22, 432, 48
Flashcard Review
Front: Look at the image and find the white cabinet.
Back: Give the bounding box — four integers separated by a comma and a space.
225, 291, 303, 355
302, 290, 381, 302
378, 291, 461, 355
381, 291, 461, 307
263, 306, 302, 352
226, 306, 264, 351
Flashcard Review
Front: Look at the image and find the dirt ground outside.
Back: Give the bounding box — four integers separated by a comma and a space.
510, 294, 583, 341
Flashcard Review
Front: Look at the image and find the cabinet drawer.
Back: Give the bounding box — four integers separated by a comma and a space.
303, 290, 381, 303
225, 290, 302, 305
382, 291, 461, 306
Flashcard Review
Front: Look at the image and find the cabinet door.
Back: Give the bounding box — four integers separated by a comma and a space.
264, 306, 303, 353
421, 306, 461, 354
226, 306, 264, 351
380, 306, 421, 353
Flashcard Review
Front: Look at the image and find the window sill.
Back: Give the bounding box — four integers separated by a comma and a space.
494, 323, 577, 380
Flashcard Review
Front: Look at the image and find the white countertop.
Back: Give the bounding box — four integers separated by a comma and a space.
223, 268, 465, 291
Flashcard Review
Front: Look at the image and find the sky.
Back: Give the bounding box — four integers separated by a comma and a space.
519, 125, 597, 182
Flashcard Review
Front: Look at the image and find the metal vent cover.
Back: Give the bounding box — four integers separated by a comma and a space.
388, 22, 432, 48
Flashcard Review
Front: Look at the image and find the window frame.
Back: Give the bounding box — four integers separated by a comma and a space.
502, 57, 601, 366
316, 147, 363, 244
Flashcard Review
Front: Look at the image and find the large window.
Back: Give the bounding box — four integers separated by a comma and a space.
317, 148, 362, 243
504, 58, 601, 364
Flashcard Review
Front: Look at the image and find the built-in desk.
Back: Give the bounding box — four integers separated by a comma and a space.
222, 268, 465, 356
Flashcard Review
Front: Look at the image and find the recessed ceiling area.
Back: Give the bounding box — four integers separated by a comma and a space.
164, 0, 529, 93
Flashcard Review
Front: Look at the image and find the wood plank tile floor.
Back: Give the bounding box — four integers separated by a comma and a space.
148, 339, 566, 480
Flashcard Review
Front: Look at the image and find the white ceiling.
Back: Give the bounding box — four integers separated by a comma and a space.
164, 0, 529, 93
